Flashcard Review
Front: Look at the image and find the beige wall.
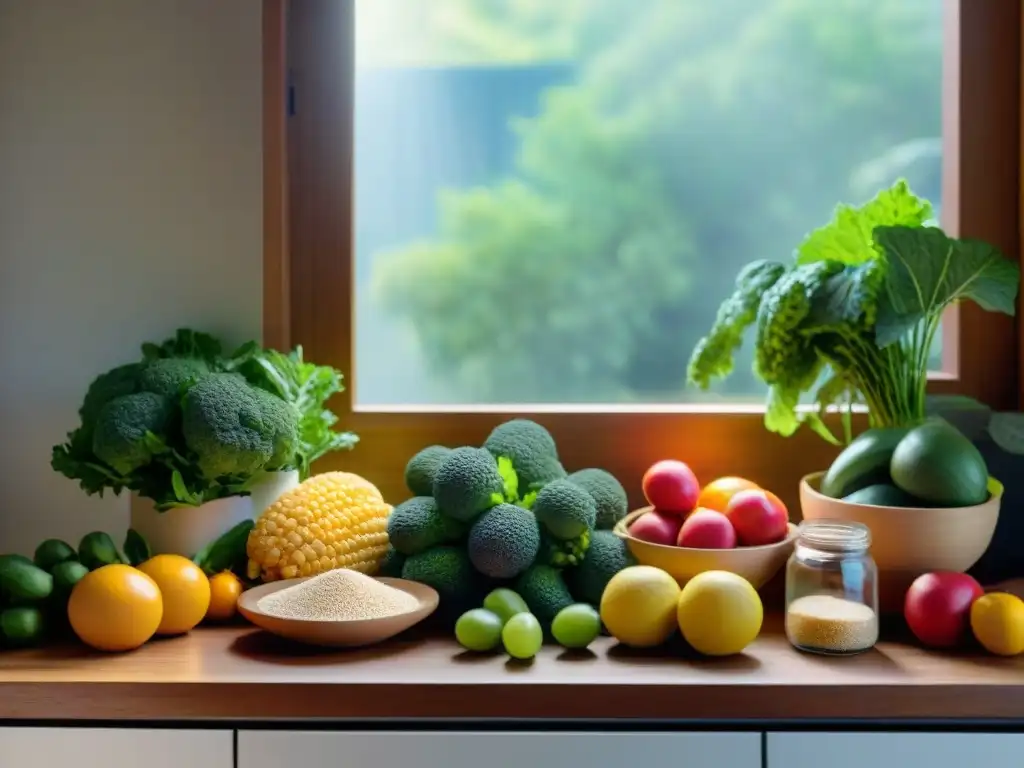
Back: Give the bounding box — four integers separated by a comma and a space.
0, 1, 263, 554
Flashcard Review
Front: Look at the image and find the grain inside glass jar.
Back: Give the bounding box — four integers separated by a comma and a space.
786, 594, 879, 655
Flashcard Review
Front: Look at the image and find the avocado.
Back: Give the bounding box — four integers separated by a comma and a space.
890, 421, 989, 507
842, 483, 924, 508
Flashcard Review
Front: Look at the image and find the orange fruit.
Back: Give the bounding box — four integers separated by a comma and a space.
697, 476, 760, 513
137, 554, 211, 635
68, 564, 163, 652
206, 571, 244, 622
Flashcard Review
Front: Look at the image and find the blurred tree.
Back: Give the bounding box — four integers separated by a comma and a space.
370, 0, 943, 402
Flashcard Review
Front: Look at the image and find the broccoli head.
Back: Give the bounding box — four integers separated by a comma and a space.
79, 363, 143, 424
432, 446, 506, 522
251, 386, 299, 469
532, 479, 597, 540
515, 564, 575, 626
484, 419, 566, 490
138, 357, 210, 399
567, 468, 628, 530
91, 392, 173, 475
566, 529, 636, 605
404, 445, 452, 496
387, 496, 465, 555
401, 545, 480, 613
181, 373, 296, 479
467, 503, 540, 579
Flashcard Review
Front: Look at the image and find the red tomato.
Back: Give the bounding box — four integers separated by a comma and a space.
904, 572, 984, 648
724, 489, 789, 546
642, 460, 700, 515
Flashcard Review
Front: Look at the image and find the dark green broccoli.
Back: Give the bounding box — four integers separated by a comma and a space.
181, 373, 298, 479
566, 530, 636, 605
532, 479, 596, 540
138, 358, 210, 399
251, 386, 299, 469
404, 445, 452, 496
387, 496, 465, 555
484, 419, 566, 490
467, 503, 540, 579
432, 446, 506, 522
567, 468, 629, 530
515, 564, 575, 626
401, 545, 480, 612
79, 363, 143, 424
91, 392, 173, 475
377, 546, 406, 578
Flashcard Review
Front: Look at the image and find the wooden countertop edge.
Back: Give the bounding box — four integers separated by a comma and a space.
3, 681, 1024, 722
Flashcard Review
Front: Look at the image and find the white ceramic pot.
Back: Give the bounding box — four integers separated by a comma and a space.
248, 469, 301, 516
130, 494, 256, 558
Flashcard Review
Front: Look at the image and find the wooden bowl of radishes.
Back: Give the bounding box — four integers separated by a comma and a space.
612, 460, 797, 589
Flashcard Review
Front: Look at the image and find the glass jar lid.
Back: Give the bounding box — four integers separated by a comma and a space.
797, 520, 871, 553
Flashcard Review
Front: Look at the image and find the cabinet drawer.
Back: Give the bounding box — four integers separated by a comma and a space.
768, 732, 1024, 768
0, 727, 232, 768
239, 731, 760, 768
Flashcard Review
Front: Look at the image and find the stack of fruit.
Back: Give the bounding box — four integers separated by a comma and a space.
630, 460, 790, 549
1, 526, 246, 652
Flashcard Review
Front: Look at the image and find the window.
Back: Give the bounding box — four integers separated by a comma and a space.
269, 0, 1021, 508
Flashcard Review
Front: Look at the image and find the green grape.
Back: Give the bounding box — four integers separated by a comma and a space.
551, 603, 601, 649
483, 588, 529, 625
501, 612, 543, 660
455, 608, 503, 652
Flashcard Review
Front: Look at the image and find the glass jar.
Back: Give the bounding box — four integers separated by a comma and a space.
785, 520, 879, 655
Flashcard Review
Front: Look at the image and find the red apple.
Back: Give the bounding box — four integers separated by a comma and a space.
904, 571, 984, 648
642, 460, 700, 515
677, 508, 737, 549
724, 489, 789, 546
629, 509, 683, 546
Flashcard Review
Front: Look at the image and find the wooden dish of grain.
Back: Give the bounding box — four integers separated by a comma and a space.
237, 570, 439, 648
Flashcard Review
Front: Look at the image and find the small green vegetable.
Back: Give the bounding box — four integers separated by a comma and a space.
502, 612, 543, 660
78, 531, 124, 570
482, 588, 529, 625
0, 559, 53, 603
193, 519, 255, 575
455, 608, 504, 652
551, 603, 601, 649
1, 606, 47, 647
51, 560, 90, 600
33, 539, 77, 572
123, 528, 152, 567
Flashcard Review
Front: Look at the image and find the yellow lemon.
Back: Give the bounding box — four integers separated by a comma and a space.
599, 565, 681, 647
67, 564, 163, 652
677, 570, 762, 656
206, 571, 244, 622
970, 592, 1024, 656
137, 554, 211, 635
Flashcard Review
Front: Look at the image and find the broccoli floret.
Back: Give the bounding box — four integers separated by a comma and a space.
79, 363, 143, 424
467, 503, 540, 579
532, 479, 596, 540
432, 446, 505, 522
515, 564, 575, 626
484, 419, 566, 490
404, 445, 452, 496
539, 528, 590, 568
387, 496, 465, 555
181, 373, 297, 479
91, 392, 173, 475
566, 530, 636, 605
377, 546, 405, 578
251, 386, 299, 469
402, 545, 480, 612
567, 468, 628, 530
138, 358, 210, 399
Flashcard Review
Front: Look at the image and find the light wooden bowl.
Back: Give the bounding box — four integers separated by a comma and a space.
800, 472, 1001, 613
613, 507, 797, 589
237, 576, 439, 648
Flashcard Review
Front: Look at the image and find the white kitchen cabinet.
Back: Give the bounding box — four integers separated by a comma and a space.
0, 727, 232, 768
768, 732, 1024, 768
239, 731, 760, 768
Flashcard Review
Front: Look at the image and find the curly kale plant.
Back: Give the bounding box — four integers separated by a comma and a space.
688, 180, 1021, 443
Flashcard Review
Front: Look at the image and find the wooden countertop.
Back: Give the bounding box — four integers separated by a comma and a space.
2, 616, 1023, 724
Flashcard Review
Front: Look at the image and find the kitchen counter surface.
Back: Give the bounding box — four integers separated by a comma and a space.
2, 616, 1022, 723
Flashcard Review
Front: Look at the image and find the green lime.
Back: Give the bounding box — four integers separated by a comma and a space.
483, 587, 529, 625
502, 612, 543, 660
551, 603, 601, 649
455, 608, 503, 651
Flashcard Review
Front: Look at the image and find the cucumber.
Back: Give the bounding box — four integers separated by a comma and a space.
1, 606, 46, 647
78, 531, 123, 570
890, 420, 989, 507
0, 559, 54, 602
842, 483, 924, 508
51, 560, 90, 602
821, 426, 910, 498
0, 554, 34, 568
33, 539, 77, 572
